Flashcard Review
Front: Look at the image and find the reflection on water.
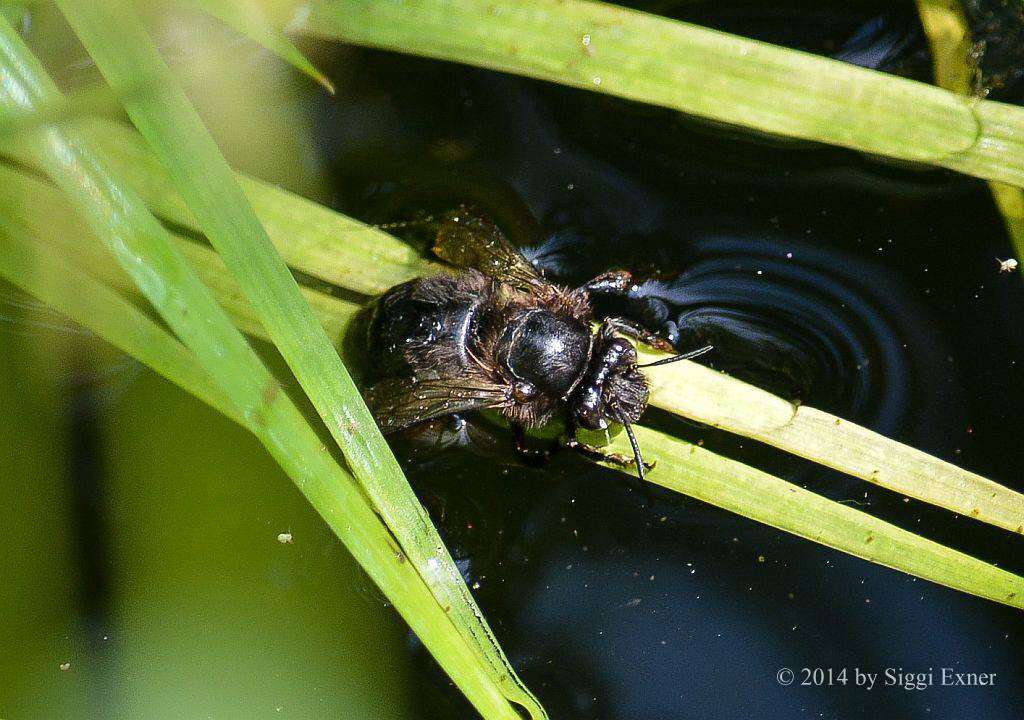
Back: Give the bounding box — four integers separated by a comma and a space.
528, 230, 934, 439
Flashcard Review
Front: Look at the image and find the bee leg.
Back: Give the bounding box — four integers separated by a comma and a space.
603, 317, 676, 353
511, 423, 553, 467
577, 270, 634, 296
576, 272, 676, 351
578, 268, 681, 297
563, 431, 656, 472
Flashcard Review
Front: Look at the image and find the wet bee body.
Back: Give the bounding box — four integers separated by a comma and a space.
363, 210, 711, 478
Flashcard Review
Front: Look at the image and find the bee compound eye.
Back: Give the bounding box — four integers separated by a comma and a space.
513, 381, 537, 403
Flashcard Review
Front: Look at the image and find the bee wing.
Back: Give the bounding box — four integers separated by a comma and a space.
433, 209, 552, 293
364, 376, 511, 434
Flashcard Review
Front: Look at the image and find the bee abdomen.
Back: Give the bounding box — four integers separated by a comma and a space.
367, 275, 488, 381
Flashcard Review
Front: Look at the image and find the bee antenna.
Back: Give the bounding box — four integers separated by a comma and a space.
637, 344, 713, 369
622, 419, 646, 482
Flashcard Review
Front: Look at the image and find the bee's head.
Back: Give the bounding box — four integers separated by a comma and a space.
571, 336, 648, 431
571, 333, 713, 480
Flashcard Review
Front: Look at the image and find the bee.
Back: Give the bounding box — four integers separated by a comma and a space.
361, 209, 712, 479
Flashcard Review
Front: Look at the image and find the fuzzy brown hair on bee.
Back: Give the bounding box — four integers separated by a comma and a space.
361, 208, 712, 479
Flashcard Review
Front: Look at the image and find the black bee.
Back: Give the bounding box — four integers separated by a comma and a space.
362, 209, 712, 479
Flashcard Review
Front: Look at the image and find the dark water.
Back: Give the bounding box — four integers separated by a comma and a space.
315, 4, 1024, 718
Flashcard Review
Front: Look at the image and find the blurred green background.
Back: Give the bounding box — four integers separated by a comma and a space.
0, 324, 415, 719
0, 3, 415, 717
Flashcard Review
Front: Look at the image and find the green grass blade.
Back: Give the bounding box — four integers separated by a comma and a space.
46, 117, 433, 295
914, 0, 974, 96
990, 183, 1024, 265
0, 16, 530, 719
601, 425, 1024, 610
0, 84, 140, 137
638, 346, 1024, 536
0, 215, 242, 426
0, 162, 362, 345
301, 0, 1024, 186
174, 0, 335, 93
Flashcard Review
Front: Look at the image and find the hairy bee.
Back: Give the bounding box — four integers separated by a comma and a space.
361, 209, 711, 478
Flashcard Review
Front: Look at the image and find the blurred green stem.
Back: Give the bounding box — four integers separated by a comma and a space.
915, 0, 1024, 263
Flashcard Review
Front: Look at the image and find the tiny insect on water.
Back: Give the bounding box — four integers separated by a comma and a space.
361, 208, 712, 479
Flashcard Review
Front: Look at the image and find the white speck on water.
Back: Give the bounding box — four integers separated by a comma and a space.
277, 532, 293, 544
427, 557, 440, 570
997, 257, 1018, 272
